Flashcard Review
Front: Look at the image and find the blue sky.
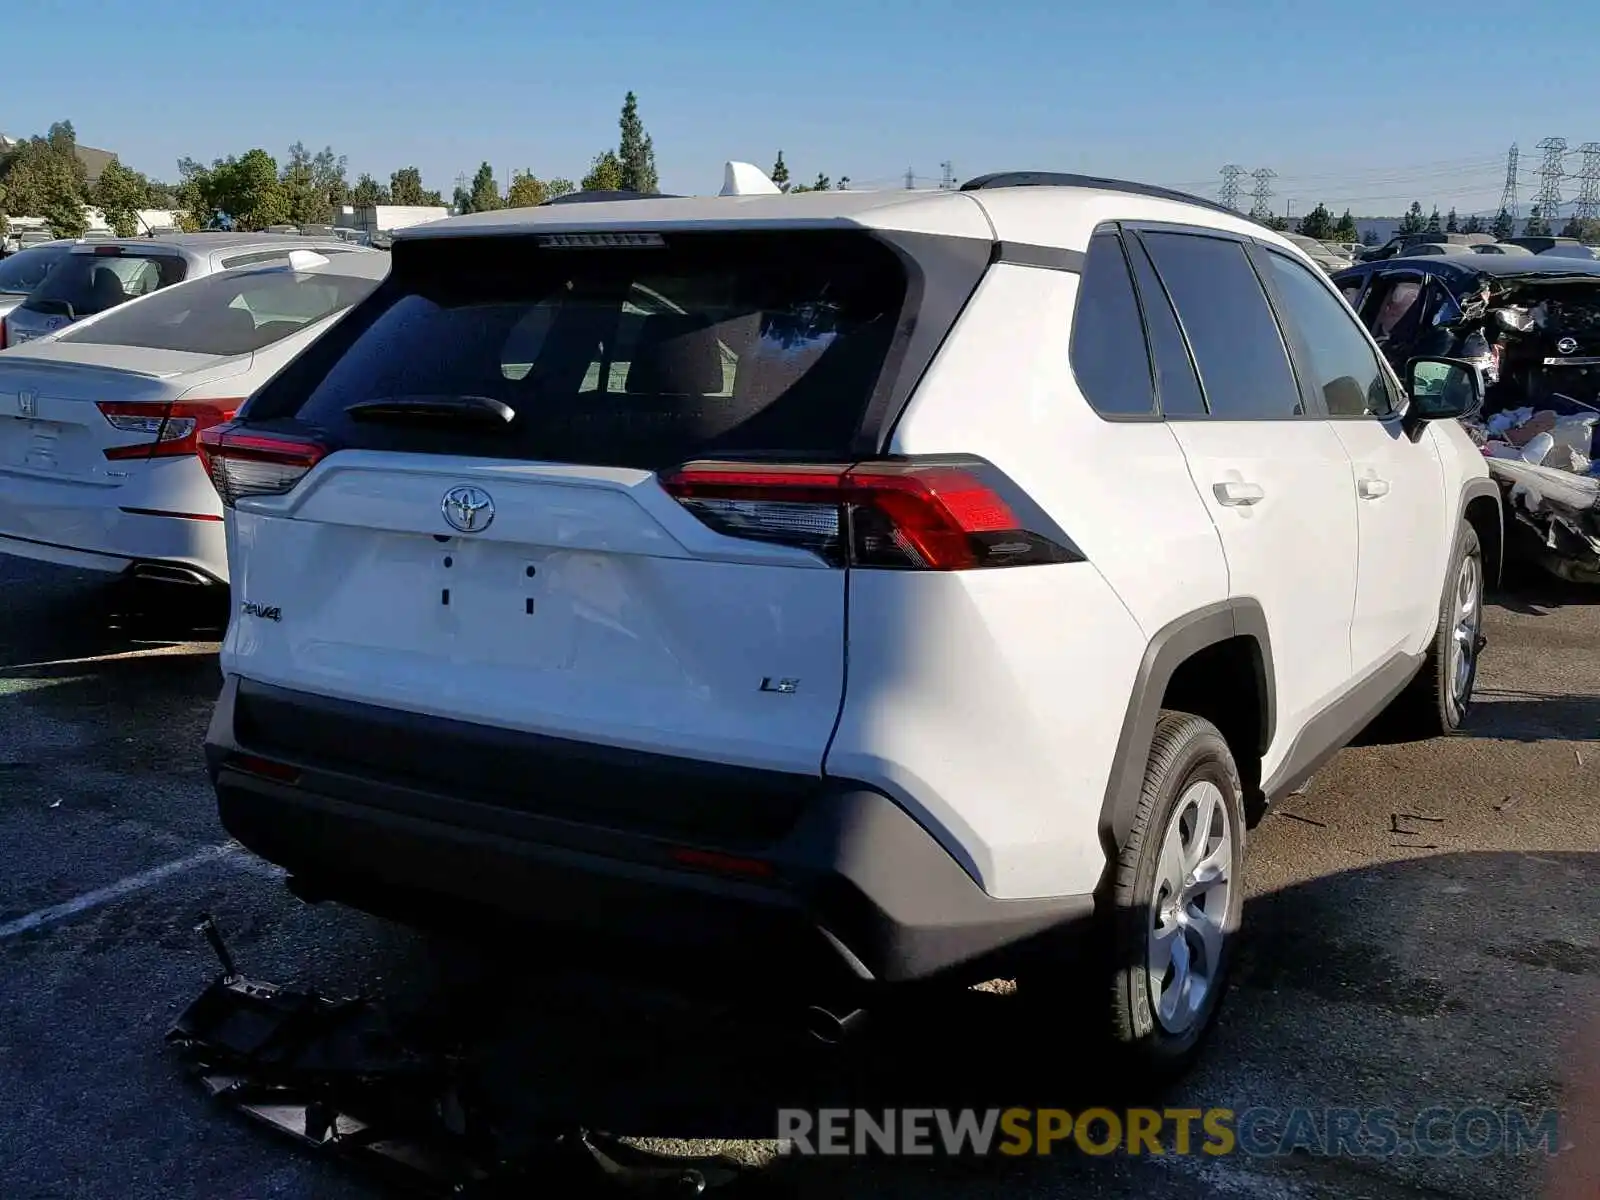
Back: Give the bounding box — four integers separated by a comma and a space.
13, 0, 1600, 216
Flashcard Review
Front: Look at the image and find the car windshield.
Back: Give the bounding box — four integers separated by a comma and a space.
22, 249, 188, 317
0, 243, 70, 295
61, 267, 382, 356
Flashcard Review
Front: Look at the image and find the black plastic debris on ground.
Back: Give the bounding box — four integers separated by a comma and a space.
166, 916, 779, 1197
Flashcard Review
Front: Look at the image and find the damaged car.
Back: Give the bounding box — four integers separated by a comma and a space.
1333, 255, 1600, 581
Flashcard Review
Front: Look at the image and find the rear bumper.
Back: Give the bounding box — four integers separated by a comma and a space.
0, 461, 227, 580
205, 676, 1097, 985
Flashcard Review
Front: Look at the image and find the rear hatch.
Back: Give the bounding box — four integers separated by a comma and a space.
7, 244, 187, 343
0, 344, 245, 485
208, 229, 954, 778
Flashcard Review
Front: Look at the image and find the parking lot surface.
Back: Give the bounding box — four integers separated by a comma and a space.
1, 556, 1595, 1199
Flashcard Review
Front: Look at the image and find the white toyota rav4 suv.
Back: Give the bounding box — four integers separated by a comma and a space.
200, 173, 1501, 1073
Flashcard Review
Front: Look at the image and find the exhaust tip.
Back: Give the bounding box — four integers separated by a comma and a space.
804, 1004, 867, 1046
128, 563, 213, 587
127, 566, 216, 588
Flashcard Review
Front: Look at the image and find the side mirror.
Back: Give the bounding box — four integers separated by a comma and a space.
1404, 356, 1485, 422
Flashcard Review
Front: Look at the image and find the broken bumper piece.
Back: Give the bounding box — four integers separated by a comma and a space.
167, 917, 779, 1197
1485, 457, 1600, 582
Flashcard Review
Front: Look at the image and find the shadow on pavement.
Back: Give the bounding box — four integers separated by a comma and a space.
181, 850, 1597, 1199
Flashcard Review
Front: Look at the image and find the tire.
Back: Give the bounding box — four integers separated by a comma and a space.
1023, 711, 1246, 1081
1386, 520, 1485, 736
1104, 711, 1247, 1076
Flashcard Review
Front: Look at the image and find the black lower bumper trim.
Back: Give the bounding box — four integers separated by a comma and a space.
207, 676, 1097, 985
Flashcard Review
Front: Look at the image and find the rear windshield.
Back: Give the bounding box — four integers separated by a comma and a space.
61, 268, 381, 356
279, 231, 909, 468
22, 250, 188, 318
0, 244, 70, 295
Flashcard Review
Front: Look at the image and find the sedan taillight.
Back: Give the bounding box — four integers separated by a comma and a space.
99, 398, 240, 460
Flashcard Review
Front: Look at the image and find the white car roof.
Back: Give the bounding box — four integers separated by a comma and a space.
395, 174, 1311, 264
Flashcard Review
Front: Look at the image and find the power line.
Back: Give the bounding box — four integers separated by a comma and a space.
1535, 137, 1567, 219
1218, 164, 1246, 211
1248, 168, 1276, 219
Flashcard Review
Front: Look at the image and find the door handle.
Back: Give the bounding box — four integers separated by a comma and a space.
1357, 477, 1390, 500
1213, 480, 1265, 507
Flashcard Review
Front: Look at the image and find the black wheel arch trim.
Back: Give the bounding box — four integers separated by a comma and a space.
1098, 598, 1275, 862
1458, 474, 1503, 588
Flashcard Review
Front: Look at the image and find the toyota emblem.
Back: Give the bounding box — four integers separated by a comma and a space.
441, 485, 495, 533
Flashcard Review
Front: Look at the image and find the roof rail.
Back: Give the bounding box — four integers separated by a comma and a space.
539, 189, 679, 206
959, 172, 1237, 217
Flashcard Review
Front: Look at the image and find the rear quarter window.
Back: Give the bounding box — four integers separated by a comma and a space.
262, 231, 911, 469
1069, 232, 1155, 417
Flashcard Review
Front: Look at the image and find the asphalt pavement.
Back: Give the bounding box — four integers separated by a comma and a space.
0, 556, 1595, 1199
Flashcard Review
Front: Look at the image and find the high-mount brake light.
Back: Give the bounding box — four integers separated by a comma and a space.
535, 232, 666, 249
99, 398, 241, 460
196, 423, 330, 506
659, 459, 1081, 571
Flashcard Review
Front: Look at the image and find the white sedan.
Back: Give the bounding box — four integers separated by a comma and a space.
0, 249, 388, 588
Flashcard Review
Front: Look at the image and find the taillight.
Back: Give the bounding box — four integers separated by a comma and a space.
196, 422, 330, 506
660, 458, 1082, 571
99, 398, 240, 460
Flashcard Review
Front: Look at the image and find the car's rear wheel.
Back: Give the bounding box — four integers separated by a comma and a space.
1023, 711, 1244, 1080
1105, 711, 1246, 1075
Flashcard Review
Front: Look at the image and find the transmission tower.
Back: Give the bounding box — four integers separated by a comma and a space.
1498, 144, 1520, 219
905, 167, 916, 190
1575, 143, 1600, 221
1535, 137, 1568, 221
1218, 164, 1247, 211
1248, 168, 1276, 219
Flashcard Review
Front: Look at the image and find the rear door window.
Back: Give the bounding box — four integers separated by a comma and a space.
21, 250, 187, 317
1140, 231, 1304, 419
272, 231, 909, 469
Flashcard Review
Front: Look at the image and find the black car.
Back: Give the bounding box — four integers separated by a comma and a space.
1332, 254, 1600, 416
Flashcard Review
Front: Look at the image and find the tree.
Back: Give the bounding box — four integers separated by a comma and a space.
770, 151, 790, 193
616, 91, 658, 194
1425, 207, 1442, 234
390, 166, 426, 206
581, 150, 624, 192
1462, 213, 1485, 235
1524, 205, 1551, 237
1398, 201, 1426, 235
1445, 208, 1459, 233
94, 159, 149, 237
545, 178, 576, 200
351, 173, 389, 207
1492, 208, 1515, 240
46, 120, 88, 191
468, 162, 501, 212
1561, 216, 1600, 243
1296, 202, 1335, 240
1332, 209, 1358, 242
836, 176, 850, 190
204, 149, 290, 231
1263, 214, 1291, 232
279, 142, 345, 225
505, 171, 548, 208
1, 151, 87, 236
